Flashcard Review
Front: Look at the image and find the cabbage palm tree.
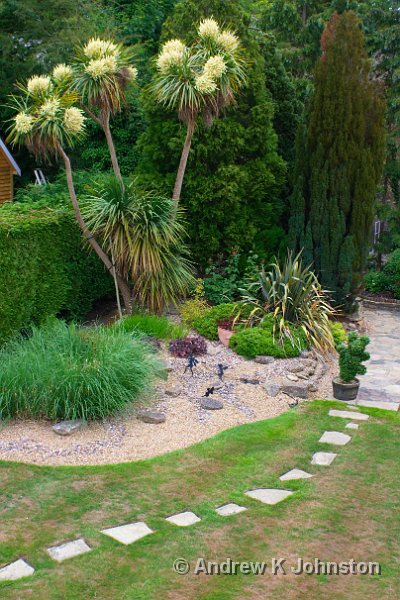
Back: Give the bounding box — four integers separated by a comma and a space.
6, 75, 132, 311
82, 176, 195, 313
151, 18, 247, 205
73, 38, 138, 182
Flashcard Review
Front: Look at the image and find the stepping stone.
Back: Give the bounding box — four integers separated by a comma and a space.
47, 538, 91, 562
245, 488, 293, 505
279, 468, 313, 481
101, 522, 154, 545
137, 410, 166, 424
52, 419, 85, 436
0, 559, 34, 581
215, 503, 247, 516
165, 511, 201, 527
311, 452, 337, 466
346, 422, 359, 430
319, 431, 351, 446
356, 400, 399, 412
329, 409, 369, 420
200, 397, 223, 410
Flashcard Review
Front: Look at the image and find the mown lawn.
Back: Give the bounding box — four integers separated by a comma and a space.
1, 400, 399, 599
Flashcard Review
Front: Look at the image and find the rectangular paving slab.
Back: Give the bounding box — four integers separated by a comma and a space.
245, 488, 293, 505
215, 503, 247, 516
47, 538, 91, 562
279, 468, 313, 481
101, 522, 154, 545
165, 511, 201, 526
319, 431, 352, 446
329, 409, 369, 420
311, 452, 337, 466
0, 559, 34, 581
345, 422, 359, 430
356, 399, 400, 412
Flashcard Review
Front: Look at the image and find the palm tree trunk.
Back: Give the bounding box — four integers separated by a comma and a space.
103, 113, 123, 183
58, 144, 132, 312
110, 239, 123, 319
172, 118, 195, 205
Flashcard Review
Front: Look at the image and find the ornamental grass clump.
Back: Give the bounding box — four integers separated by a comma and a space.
116, 313, 187, 340
0, 320, 162, 421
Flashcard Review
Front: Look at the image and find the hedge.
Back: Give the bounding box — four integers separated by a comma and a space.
0, 202, 113, 342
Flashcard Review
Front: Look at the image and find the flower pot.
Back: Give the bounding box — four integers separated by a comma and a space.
332, 376, 360, 401
218, 327, 234, 348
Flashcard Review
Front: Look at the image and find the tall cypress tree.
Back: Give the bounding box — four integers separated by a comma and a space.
289, 11, 385, 304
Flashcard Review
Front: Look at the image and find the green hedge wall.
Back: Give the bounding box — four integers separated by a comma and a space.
0, 203, 113, 342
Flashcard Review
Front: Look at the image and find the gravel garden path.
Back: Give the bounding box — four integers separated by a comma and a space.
0, 341, 336, 466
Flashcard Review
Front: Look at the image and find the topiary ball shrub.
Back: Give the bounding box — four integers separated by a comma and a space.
229, 317, 308, 360
168, 335, 207, 358
0, 320, 162, 421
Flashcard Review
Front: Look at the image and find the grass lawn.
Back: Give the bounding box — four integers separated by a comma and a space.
1, 400, 399, 599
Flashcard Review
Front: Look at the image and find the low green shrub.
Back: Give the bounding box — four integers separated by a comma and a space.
0, 320, 162, 421
364, 249, 400, 299
180, 279, 209, 326
328, 321, 348, 349
115, 313, 187, 340
229, 317, 307, 359
0, 200, 113, 343
192, 303, 244, 340
204, 251, 260, 305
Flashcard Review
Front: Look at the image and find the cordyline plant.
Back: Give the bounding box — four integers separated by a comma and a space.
72, 38, 138, 182
151, 17, 247, 205
240, 250, 336, 351
6, 74, 132, 311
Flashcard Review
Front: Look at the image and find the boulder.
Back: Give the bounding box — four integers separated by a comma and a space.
52, 420, 86, 436
281, 383, 310, 399
137, 410, 166, 424
200, 398, 224, 410
263, 382, 282, 397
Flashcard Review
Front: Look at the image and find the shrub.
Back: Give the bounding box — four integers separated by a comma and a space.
338, 332, 370, 383
229, 319, 307, 359
192, 303, 244, 340
180, 279, 209, 326
115, 313, 187, 340
0, 320, 162, 421
204, 251, 260, 305
240, 250, 335, 351
168, 335, 207, 358
329, 321, 348, 349
364, 270, 391, 294
0, 202, 113, 343
364, 250, 400, 299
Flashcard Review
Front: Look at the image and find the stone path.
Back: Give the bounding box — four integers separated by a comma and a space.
356, 308, 400, 411
0, 407, 371, 582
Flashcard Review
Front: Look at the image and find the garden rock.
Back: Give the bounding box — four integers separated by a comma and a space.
52, 420, 86, 436
165, 387, 181, 398
286, 373, 299, 382
282, 383, 309, 399
210, 380, 224, 390
137, 410, 166, 424
255, 355, 275, 365
263, 382, 281, 397
307, 383, 318, 392
200, 398, 223, 410
288, 365, 304, 373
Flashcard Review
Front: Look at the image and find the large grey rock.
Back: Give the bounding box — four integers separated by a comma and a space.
245, 488, 293, 505
101, 522, 154, 545
200, 397, 223, 410
263, 382, 282, 397
165, 386, 181, 398
137, 410, 166, 424
282, 383, 310, 399
0, 559, 34, 581
165, 511, 201, 527
255, 355, 275, 365
52, 420, 85, 436
47, 539, 91, 562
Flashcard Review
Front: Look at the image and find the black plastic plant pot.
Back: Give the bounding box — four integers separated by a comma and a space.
332, 376, 360, 401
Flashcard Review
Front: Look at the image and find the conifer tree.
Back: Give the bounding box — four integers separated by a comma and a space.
289, 11, 385, 305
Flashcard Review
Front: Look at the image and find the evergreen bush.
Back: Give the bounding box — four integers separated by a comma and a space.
338, 332, 370, 383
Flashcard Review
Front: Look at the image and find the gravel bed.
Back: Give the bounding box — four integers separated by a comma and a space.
0, 341, 336, 466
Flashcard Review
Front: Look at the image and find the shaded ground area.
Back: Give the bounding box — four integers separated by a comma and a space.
0, 401, 399, 599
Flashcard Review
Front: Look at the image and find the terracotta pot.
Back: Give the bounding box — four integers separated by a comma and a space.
332, 376, 360, 401
218, 326, 234, 348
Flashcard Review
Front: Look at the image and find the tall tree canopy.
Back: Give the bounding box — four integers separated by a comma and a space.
289, 11, 386, 304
